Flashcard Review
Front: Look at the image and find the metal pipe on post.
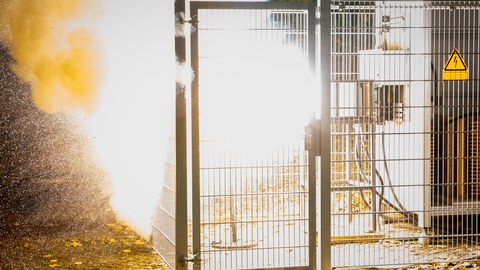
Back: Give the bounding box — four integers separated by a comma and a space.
371, 125, 377, 232
319, 0, 332, 269
175, 0, 188, 269
307, 5, 317, 269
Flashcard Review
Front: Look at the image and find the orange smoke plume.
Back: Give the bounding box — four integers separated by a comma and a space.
0, 0, 101, 113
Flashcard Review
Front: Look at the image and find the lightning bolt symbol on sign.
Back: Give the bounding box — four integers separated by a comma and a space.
444, 48, 467, 71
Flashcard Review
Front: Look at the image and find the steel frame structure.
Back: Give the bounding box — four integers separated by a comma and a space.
154, 1, 480, 269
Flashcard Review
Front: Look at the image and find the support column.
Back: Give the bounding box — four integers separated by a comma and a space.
175, 0, 188, 269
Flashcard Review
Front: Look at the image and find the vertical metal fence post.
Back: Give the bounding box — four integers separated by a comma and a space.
308, 6, 317, 269
319, 0, 332, 269
190, 5, 201, 269
175, 0, 189, 269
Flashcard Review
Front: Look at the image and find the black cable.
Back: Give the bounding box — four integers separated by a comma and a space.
358, 131, 385, 215
354, 133, 404, 227
352, 125, 418, 225
359, 130, 418, 225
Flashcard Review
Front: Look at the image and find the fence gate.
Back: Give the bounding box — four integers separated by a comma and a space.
331, 1, 480, 268
191, 2, 317, 269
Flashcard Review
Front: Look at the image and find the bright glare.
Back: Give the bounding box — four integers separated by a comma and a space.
77, 0, 175, 237
74, 1, 316, 238
200, 33, 317, 159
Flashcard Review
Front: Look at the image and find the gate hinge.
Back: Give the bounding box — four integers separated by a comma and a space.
179, 252, 201, 264
177, 14, 199, 25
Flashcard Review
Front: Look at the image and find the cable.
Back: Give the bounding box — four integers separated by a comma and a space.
380, 129, 409, 213
352, 124, 418, 225
364, 131, 417, 224
353, 135, 401, 227
353, 132, 408, 220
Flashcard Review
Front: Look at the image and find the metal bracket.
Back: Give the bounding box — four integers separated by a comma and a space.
315, 6, 321, 24
178, 252, 201, 264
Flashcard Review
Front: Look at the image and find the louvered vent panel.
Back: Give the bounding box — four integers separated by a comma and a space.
467, 117, 480, 197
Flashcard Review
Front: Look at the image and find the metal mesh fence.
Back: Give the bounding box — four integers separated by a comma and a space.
330, 1, 480, 268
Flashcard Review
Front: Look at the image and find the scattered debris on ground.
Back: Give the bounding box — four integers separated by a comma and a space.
0, 209, 168, 269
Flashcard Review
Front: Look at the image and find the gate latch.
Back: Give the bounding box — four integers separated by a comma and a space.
179, 252, 201, 264
305, 119, 321, 156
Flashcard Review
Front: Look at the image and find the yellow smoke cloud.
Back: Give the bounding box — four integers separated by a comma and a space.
0, 0, 101, 113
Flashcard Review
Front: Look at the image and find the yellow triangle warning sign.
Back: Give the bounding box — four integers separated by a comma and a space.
444, 48, 467, 71
443, 48, 469, 80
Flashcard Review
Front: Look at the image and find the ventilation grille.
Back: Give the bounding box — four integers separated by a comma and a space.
446, 116, 480, 201
467, 117, 480, 197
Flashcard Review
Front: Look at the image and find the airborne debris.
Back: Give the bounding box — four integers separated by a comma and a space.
69, 241, 82, 247
0, 45, 166, 268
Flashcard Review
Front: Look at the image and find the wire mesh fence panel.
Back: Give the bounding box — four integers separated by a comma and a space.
330, 0, 480, 268
191, 3, 316, 269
